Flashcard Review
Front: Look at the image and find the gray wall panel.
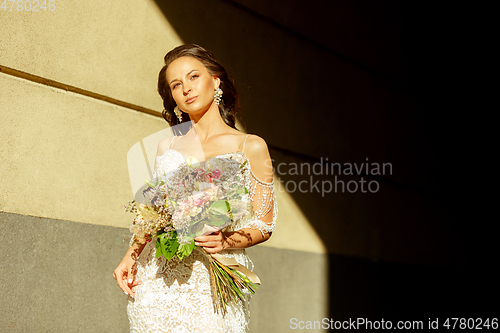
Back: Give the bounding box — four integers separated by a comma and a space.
1, 212, 130, 332
1, 212, 329, 332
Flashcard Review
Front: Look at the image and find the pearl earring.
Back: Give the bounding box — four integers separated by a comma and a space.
173, 106, 183, 122
214, 87, 223, 105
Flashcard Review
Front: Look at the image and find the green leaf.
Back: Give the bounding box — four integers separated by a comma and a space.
209, 200, 230, 215
145, 179, 158, 188
155, 238, 162, 258
177, 241, 196, 261
208, 213, 230, 227
162, 241, 178, 260
160, 231, 179, 261
188, 220, 205, 236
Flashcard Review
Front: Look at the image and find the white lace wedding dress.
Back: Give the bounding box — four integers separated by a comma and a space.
127, 136, 277, 333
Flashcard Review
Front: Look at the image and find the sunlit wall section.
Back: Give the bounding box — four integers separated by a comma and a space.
0, 0, 181, 227
0, 1, 183, 331
0, 1, 329, 332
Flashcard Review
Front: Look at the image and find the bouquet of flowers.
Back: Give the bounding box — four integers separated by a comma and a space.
124, 156, 259, 315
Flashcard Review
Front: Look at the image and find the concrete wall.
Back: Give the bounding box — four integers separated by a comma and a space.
1, 0, 493, 332
1, 0, 329, 332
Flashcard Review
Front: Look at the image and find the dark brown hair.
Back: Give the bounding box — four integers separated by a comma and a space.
158, 44, 240, 133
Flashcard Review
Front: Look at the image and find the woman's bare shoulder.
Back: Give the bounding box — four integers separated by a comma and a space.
243, 134, 273, 183
244, 134, 269, 156
156, 137, 174, 157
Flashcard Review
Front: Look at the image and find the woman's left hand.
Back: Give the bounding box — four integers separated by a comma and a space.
194, 231, 227, 254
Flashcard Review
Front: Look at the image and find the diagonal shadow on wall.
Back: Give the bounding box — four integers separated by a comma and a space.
151, 0, 494, 326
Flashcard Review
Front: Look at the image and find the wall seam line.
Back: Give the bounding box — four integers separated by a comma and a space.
0, 64, 162, 117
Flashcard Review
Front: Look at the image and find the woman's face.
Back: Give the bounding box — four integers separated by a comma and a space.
166, 56, 220, 115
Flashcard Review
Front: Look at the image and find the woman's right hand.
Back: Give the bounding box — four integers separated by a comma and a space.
113, 252, 142, 298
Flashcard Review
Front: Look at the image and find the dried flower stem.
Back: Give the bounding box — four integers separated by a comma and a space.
205, 250, 258, 316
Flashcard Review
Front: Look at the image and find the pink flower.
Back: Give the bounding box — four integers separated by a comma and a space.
191, 191, 206, 206
195, 192, 211, 206
212, 169, 221, 180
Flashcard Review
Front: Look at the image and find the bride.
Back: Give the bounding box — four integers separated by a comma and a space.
113, 44, 277, 332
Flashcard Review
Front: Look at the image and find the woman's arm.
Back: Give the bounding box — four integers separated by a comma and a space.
195, 135, 275, 253
113, 242, 145, 297
113, 137, 176, 296
194, 228, 271, 253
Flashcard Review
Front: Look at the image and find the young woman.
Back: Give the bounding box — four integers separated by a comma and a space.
113, 44, 277, 332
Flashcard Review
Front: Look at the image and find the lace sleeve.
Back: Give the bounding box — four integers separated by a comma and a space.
241, 169, 278, 237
